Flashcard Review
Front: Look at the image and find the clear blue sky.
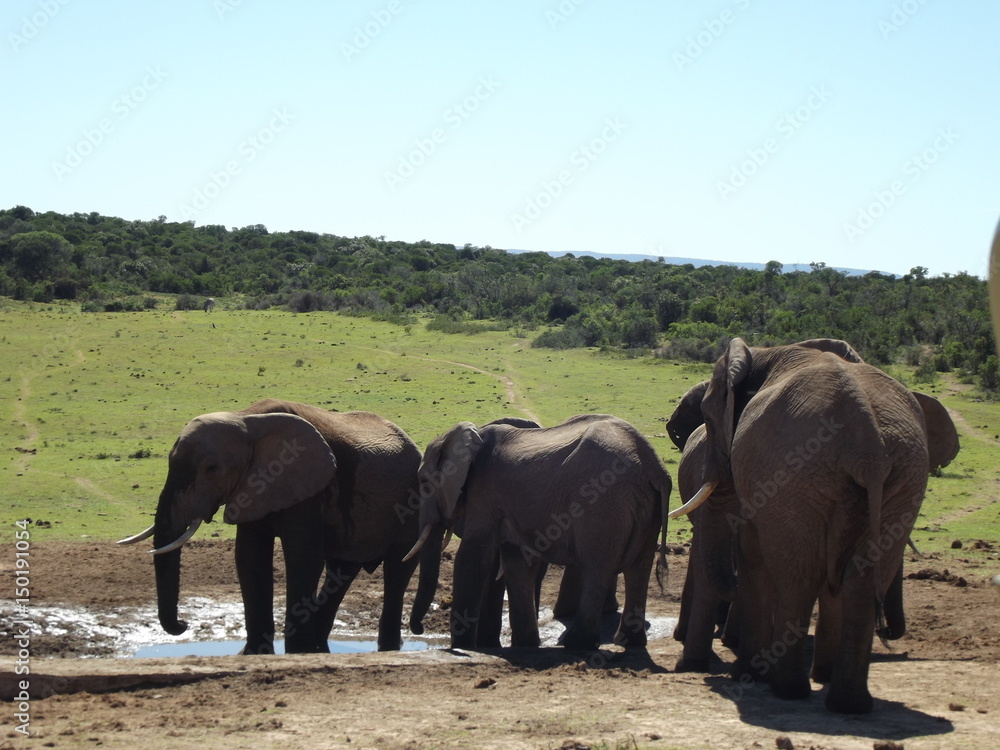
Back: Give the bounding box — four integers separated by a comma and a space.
5, 0, 999, 277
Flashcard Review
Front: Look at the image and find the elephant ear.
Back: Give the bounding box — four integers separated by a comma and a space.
796, 338, 865, 363
435, 421, 485, 521
667, 380, 710, 450
911, 392, 960, 472
701, 338, 751, 482
223, 413, 337, 524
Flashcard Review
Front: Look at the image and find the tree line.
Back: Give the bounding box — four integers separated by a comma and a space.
0, 205, 995, 392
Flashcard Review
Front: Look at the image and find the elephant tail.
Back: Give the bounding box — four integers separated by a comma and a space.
654, 472, 672, 592
866, 479, 890, 648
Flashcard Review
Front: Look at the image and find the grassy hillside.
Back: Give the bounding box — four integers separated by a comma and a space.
1, 298, 997, 555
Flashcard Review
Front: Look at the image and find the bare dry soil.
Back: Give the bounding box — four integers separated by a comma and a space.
2, 539, 1000, 749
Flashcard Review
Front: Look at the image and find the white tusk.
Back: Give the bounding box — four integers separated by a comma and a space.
667, 482, 718, 519
150, 519, 202, 555
442, 527, 453, 551
495, 558, 504, 581
402, 523, 433, 563
117, 525, 155, 545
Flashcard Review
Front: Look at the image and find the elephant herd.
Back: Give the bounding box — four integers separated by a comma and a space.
119, 337, 959, 714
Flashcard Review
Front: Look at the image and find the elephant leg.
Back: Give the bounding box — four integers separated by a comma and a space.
315, 560, 363, 647
556, 565, 619, 619
235, 524, 276, 655
812, 585, 841, 684
826, 574, 876, 714
500, 543, 541, 648
675, 529, 721, 671
477, 556, 505, 648
615, 544, 655, 649
560, 566, 614, 651
730, 526, 773, 683
379, 546, 419, 651
766, 592, 814, 701
673, 559, 696, 643
278, 523, 326, 653
275, 499, 327, 653
450, 533, 497, 650
880, 562, 906, 640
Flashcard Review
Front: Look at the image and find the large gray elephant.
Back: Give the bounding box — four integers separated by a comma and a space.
667, 372, 959, 676
119, 399, 439, 654
407, 414, 672, 651
432, 416, 621, 648
670, 338, 957, 713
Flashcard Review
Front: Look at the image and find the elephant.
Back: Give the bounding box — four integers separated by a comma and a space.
667, 372, 959, 676
118, 399, 439, 654
670, 338, 957, 713
406, 413, 671, 651
432, 416, 620, 648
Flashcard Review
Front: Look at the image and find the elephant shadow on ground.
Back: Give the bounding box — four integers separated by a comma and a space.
703, 675, 954, 742
466, 611, 670, 674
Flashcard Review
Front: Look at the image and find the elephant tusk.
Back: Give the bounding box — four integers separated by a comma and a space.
150, 519, 203, 555
402, 523, 433, 563
442, 527, 453, 551
907, 536, 922, 557
117, 525, 155, 545
667, 481, 718, 519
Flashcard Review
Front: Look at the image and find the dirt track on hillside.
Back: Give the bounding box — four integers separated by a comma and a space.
2, 540, 999, 749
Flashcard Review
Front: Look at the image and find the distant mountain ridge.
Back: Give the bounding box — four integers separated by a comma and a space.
509, 249, 893, 277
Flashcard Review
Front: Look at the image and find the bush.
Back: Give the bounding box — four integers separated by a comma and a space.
176, 293, 199, 311
532, 326, 588, 349
978, 355, 1000, 395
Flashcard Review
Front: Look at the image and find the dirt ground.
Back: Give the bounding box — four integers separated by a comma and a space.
2, 538, 1000, 749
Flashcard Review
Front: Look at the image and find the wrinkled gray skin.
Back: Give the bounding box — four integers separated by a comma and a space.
416, 414, 671, 651
678, 338, 958, 713
471, 418, 619, 647
669, 358, 960, 680
127, 399, 437, 654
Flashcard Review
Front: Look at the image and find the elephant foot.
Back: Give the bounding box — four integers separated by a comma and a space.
826, 685, 874, 714
674, 653, 712, 673
241, 640, 275, 656
559, 626, 600, 652
810, 662, 832, 684
770, 675, 812, 701
731, 658, 766, 683
510, 633, 541, 648
613, 627, 647, 650
877, 622, 906, 641
377, 636, 403, 652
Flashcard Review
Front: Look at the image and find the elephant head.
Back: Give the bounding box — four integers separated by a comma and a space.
667, 380, 709, 451
671, 337, 864, 511
911, 391, 960, 473
407, 422, 486, 555
119, 411, 336, 636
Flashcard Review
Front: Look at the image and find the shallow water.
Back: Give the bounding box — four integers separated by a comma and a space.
134, 638, 431, 658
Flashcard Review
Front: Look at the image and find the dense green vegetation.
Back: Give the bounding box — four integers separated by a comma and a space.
1, 302, 996, 555
0, 206, 994, 391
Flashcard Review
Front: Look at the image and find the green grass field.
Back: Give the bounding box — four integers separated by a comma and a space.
1, 298, 997, 555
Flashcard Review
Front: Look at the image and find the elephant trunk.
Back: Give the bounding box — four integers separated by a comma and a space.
153, 542, 188, 635
701, 500, 738, 601
409, 525, 444, 635
152, 491, 191, 636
